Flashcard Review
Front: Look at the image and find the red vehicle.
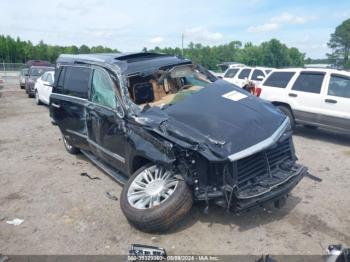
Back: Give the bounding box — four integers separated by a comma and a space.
25, 60, 52, 67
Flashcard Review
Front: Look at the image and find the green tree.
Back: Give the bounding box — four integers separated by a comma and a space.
288, 47, 305, 67
260, 39, 291, 68
327, 18, 350, 68
79, 45, 90, 54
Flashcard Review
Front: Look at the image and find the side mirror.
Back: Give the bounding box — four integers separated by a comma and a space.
257, 75, 264, 81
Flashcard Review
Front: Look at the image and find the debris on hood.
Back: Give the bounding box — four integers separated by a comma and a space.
6, 218, 24, 226
80, 172, 101, 180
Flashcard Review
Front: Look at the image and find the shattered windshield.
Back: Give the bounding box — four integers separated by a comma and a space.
30, 67, 53, 77
127, 64, 214, 111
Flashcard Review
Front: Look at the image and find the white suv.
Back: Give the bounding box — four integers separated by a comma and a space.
259, 68, 350, 134
223, 66, 273, 88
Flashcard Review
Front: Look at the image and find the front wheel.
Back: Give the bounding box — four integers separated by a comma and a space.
62, 135, 80, 154
120, 164, 193, 232
35, 90, 42, 105
277, 105, 295, 129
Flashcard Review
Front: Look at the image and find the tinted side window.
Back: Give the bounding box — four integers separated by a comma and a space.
41, 72, 48, 81
63, 66, 91, 98
251, 69, 265, 81
47, 74, 54, 85
238, 69, 251, 79
224, 68, 239, 78
56, 67, 66, 91
328, 74, 350, 98
292, 72, 325, 94
263, 72, 295, 88
91, 69, 117, 108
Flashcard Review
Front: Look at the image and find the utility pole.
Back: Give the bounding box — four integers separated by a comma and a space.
181, 33, 184, 57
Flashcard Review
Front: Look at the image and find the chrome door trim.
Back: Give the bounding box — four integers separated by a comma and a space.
87, 138, 125, 164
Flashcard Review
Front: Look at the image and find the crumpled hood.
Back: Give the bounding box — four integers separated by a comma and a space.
138, 80, 287, 160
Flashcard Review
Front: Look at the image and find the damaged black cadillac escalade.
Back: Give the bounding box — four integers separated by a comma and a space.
50, 52, 307, 232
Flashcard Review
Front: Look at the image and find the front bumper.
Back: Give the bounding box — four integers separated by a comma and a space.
228, 164, 307, 212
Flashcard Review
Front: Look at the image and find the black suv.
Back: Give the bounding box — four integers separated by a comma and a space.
50, 52, 307, 232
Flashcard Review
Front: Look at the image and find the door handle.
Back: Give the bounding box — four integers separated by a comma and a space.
51, 103, 60, 108
325, 99, 337, 104
288, 93, 298, 97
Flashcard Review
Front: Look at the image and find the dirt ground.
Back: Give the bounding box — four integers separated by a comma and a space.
0, 83, 349, 255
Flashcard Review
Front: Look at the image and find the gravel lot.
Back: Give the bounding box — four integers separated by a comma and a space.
0, 83, 349, 255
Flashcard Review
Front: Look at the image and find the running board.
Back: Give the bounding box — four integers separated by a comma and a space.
81, 149, 127, 185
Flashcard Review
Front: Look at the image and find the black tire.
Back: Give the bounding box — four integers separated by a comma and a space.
62, 135, 80, 154
277, 105, 295, 129
120, 164, 193, 232
35, 90, 42, 105
28, 92, 34, 98
20, 85, 25, 89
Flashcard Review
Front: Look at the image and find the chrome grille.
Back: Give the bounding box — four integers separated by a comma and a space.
236, 138, 293, 189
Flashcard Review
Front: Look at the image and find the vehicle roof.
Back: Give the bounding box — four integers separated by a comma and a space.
26, 60, 52, 66
225, 66, 274, 70
57, 52, 192, 75
30, 65, 55, 68
269, 67, 350, 75
29, 66, 55, 70
218, 62, 245, 66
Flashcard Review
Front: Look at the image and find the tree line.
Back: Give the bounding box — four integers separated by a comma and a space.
4, 15, 350, 71
0, 35, 119, 64
147, 39, 305, 70
0, 35, 305, 70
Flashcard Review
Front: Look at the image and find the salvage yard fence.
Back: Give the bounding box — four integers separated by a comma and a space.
0, 63, 26, 85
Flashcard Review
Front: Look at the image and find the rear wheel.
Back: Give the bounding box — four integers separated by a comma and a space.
277, 105, 295, 129
62, 135, 80, 154
35, 90, 42, 105
120, 164, 193, 232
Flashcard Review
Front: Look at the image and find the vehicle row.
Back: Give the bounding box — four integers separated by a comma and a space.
19, 60, 54, 104
219, 63, 349, 134
259, 68, 350, 134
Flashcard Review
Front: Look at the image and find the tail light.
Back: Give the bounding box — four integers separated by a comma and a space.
253, 87, 262, 97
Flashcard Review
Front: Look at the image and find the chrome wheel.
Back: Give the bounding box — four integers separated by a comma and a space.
127, 165, 179, 209
63, 137, 73, 150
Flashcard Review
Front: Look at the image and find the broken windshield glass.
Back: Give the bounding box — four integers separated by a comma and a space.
126, 64, 214, 111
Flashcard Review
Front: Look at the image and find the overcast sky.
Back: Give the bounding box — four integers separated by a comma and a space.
1, 0, 349, 58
